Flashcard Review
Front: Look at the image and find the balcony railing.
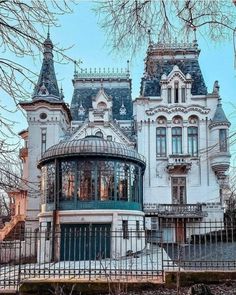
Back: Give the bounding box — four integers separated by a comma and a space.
144, 203, 206, 218
167, 154, 192, 173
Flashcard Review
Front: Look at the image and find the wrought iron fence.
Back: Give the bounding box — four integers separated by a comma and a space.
1, 220, 236, 291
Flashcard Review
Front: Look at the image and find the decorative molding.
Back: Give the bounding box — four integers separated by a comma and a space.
146, 104, 210, 116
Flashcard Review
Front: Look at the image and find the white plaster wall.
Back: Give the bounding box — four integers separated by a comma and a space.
38, 210, 145, 261
134, 69, 227, 223
26, 105, 69, 229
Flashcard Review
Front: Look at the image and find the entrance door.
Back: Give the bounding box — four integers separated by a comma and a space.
60, 223, 111, 261
171, 177, 186, 204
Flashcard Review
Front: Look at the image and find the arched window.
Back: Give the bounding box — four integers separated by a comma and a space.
174, 82, 179, 103
181, 86, 186, 103
156, 127, 167, 157
172, 127, 182, 154
167, 87, 172, 103
95, 131, 103, 138
188, 127, 198, 156
97, 102, 107, 110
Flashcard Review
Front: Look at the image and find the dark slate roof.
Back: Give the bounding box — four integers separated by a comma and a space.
32, 35, 60, 100
70, 87, 133, 121
140, 59, 207, 96
212, 101, 230, 124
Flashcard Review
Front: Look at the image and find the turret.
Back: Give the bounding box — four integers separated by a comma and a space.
209, 81, 231, 180
32, 32, 61, 100
19, 34, 71, 229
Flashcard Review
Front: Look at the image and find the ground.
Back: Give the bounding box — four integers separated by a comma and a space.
101, 282, 236, 295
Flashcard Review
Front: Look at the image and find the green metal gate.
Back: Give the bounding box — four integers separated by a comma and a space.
60, 223, 111, 261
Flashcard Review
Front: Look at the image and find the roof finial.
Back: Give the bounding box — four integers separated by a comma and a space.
148, 29, 152, 45
60, 84, 64, 100
193, 26, 198, 48
47, 24, 50, 39
74, 60, 78, 77
127, 60, 130, 76
213, 80, 220, 94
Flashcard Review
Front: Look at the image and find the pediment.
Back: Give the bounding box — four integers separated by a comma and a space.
69, 121, 133, 146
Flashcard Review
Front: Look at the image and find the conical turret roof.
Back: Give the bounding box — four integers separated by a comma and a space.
212, 99, 230, 125
32, 33, 60, 100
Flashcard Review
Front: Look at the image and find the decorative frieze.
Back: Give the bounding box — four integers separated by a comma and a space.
146, 104, 210, 116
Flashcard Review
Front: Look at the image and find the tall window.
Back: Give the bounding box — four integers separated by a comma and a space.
219, 129, 227, 152
41, 129, 47, 155
174, 82, 179, 103
172, 177, 186, 204
172, 127, 182, 154
168, 87, 172, 103
122, 220, 129, 239
181, 87, 186, 103
136, 220, 140, 239
188, 127, 198, 156
156, 127, 167, 157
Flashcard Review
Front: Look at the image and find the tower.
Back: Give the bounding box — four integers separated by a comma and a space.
134, 40, 231, 242
19, 34, 71, 229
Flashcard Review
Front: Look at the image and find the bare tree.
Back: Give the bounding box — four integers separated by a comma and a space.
95, 0, 236, 55
0, 0, 78, 102
0, 0, 79, 210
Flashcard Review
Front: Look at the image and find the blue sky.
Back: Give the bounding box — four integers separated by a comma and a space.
2, 1, 236, 166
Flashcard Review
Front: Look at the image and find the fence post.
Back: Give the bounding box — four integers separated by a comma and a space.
17, 228, 22, 293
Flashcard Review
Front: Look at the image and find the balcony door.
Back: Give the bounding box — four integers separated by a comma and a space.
171, 177, 186, 204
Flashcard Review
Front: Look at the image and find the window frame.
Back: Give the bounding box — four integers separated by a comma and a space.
171, 177, 186, 204
167, 87, 172, 103
188, 126, 198, 157
219, 129, 227, 152
41, 129, 47, 155
156, 127, 167, 157
174, 82, 179, 103
122, 220, 129, 239
172, 127, 182, 154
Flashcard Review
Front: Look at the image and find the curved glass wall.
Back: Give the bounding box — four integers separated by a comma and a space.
41, 158, 143, 211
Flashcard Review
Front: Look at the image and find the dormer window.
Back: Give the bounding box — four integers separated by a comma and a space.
97, 102, 107, 110
95, 131, 103, 138
167, 87, 172, 103
174, 82, 179, 103
181, 86, 186, 103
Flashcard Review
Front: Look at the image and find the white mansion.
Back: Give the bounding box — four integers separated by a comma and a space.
0, 34, 231, 253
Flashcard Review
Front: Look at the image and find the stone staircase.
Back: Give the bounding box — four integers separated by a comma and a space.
0, 214, 25, 241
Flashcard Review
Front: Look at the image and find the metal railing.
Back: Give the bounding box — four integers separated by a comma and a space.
1, 221, 236, 291
144, 203, 205, 218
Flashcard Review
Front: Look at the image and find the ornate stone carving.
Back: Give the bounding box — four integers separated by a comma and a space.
146, 105, 210, 116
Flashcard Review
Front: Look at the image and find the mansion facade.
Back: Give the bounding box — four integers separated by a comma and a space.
1, 34, 231, 256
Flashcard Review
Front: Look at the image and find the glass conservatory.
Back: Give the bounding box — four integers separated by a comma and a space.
39, 136, 146, 211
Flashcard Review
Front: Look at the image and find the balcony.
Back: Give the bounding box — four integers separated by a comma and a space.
144, 203, 206, 218
210, 152, 231, 179
167, 154, 192, 173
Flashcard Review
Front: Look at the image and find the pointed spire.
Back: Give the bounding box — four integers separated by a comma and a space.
192, 26, 198, 49
32, 33, 60, 100
60, 85, 64, 100
212, 85, 230, 125
126, 60, 130, 77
